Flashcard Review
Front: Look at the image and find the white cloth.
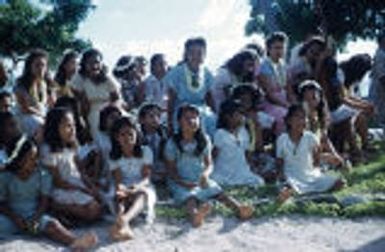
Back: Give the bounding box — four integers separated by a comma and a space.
276, 131, 339, 194
40, 145, 94, 205
212, 128, 265, 186
71, 73, 119, 138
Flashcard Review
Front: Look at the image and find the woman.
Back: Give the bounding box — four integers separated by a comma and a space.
71, 48, 121, 138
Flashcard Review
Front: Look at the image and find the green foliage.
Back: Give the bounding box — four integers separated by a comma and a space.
0, 0, 94, 64
246, 0, 385, 48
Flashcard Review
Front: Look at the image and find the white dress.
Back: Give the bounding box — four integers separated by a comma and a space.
40, 145, 94, 205
109, 146, 156, 222
276, 131, 339, 194
212, 128, 265, 187
71, 73, 119, 138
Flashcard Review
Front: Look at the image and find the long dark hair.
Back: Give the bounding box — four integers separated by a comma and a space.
17, 49, 48, 91
54, 50, 78, 87
99, 105, 122, 132
217, 99, 243, 130
110, 116, 143, 160
298, 80, 327, 130
339, 54, 371, 87
44, 107, 77, 152
231, 84, 261, 109
79, 48, 108, 83
173, 104, 207, 156
5, 136, 36, 174
54, 96, 91, 144
225, 50, 257, 82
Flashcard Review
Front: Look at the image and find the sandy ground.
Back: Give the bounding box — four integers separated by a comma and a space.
0, 215, 384, 252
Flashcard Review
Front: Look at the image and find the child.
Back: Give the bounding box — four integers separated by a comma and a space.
0, 91, 12, 113
138, 103, 168, 183
41, 108, 102, 223
211, 99, 265, 187
0, 136, 97, 250
276, 104, 344, 196
298, 80, 344, 168
0, 112, 21, 170
165, 104, 254, 227
108, 117, 156, 241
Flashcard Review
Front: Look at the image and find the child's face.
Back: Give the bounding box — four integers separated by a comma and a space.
18, 146, 38, 179
288, 110, 307, 132
142, 109, 161, 130
0, 96, 12, 112
106, 111, 121, 131
116, 125, 137, 150
31, 56, 47, 80
179, 110, 200, 134
85, 55, 102, 79
4, 117, 20, 141
239, 94, 253, 110
230, 110, 244, 129
59, 113, 77, 144
303, 89, 320, 108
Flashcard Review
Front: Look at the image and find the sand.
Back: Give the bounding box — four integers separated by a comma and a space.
1, 216, 384, 252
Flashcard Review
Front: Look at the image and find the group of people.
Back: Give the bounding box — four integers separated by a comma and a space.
0, 30, 383, 249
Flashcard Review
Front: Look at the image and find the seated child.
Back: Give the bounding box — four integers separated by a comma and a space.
138, 103, 168, 183
165, 104, 254, 227
276, 104, 344, 196
108, 117, 157, 241
0, 136, 97, 250
211, 99, 265, 187
41, 108, 102, 223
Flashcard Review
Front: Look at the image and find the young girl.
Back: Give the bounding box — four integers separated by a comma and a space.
0, 136, 97, 250
211, 99, 265, 187
138, 103, 168, 183
276, 104, 344, 195
165, 104, 254, 227
0, 112, 21, 170
41, 108, 102, 223
108, 117, 156, 241
298, 80, 344, 168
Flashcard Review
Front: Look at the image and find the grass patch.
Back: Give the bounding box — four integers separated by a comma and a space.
155, 141, 385, 219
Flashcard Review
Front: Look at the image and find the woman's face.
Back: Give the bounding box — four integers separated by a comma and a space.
64, 57, 78, 78
268, 41, 285, 61
179, 110, 200, 135
242, 59, 257, 76
229, 110, 244, 129
153, 58, 167, 78
186, 45, 205, 69
18, 146, 38, 179
85, 55, 102, 79
116, 125, 137, 150
59, 113, 77, 144
31, 56, 47, 79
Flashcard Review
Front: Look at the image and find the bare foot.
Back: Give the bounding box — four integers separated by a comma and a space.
71, 232, 98, 251
191, 203, 211, 228
277, 187, 293, 204
110, 222, 134, 241
237, 205, 254, 220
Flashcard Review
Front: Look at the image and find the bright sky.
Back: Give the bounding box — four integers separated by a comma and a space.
76, 0, 377, 71
76, 0, 262, 69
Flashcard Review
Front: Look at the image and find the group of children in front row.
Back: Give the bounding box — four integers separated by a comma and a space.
0, 90, 345, 249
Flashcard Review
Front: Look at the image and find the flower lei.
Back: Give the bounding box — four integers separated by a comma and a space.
183, 63, 205, 93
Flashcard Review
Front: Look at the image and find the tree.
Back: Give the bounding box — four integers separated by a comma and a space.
246, 0, 385, 48
0, 0, 95, 66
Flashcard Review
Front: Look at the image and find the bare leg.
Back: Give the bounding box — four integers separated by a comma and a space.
355, 112, 369, 149
43, 220, 97, 250
186, 197, 211, 228
215, 193, 253, 220
52, 200, 102, 222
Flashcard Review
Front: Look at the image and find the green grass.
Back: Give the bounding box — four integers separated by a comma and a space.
156, 142, 385, 219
